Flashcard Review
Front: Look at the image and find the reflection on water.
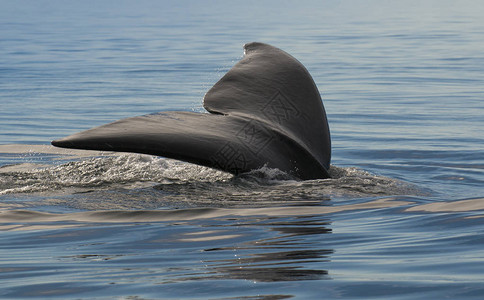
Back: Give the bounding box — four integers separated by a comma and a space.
0, 212, 334, 298
3, 202, 483, 299
200, 218, 332, 282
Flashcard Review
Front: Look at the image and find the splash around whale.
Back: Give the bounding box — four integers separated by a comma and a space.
52, 42, 331, 180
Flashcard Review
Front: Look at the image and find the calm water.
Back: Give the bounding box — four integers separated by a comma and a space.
1, 0, 484, 299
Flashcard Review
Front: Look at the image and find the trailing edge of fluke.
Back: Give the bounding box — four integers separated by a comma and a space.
52, 42, 331, 179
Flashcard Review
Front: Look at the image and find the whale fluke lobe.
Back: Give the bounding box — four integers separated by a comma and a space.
52, 42, 331, 179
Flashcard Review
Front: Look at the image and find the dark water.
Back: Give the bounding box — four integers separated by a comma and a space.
1, 0, 483, 299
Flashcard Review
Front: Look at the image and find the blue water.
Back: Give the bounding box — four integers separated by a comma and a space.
1, 0, 484, 299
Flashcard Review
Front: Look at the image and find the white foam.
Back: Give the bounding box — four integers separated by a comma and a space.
0, 150, 423, 206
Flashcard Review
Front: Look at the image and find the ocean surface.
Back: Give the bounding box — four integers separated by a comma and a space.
1, 0, 483, 299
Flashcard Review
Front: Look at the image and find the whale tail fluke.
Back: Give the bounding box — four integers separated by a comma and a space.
52, 42, 331, 179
